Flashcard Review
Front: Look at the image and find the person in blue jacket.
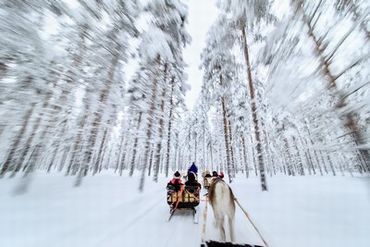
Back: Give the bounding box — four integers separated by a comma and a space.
188, 162, 198, 176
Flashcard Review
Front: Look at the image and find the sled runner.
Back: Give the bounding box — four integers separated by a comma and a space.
167, 185, 200, 223
201, 241, 263, 247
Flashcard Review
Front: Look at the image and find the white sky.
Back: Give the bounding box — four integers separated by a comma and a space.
183, 0, 219, 111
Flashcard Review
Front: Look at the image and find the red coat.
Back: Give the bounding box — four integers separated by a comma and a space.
168, 178, 183, 191
169, 178, 182, 185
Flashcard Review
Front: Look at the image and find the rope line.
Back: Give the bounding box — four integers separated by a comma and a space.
234, 198, 270, 247
200, 194, 208, 244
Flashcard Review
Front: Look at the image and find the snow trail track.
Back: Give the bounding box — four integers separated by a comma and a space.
1, 172, 369, 247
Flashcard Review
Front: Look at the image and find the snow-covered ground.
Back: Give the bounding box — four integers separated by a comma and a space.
0, 172, 369, 247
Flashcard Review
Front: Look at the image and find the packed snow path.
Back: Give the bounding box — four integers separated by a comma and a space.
1, 172, 369, 247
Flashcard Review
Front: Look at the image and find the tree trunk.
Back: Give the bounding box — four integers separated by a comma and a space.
221, 96, 232, 183
76, 43, 120, 186
194, 132, 197, 164
326, 153, 336, 176
96, 105, 117, 173
164, 76, 175, 177
174, 134, 179, 171
262, 128, 274, 177
115, 132, 125, 173
203, 142, 207, 170
48, 119, 68, 173
129, 111, 142, 176
139, 56, 161, 191
49, 26, 88, 175
241, 134, 249, 178
0, 61, 8, 80
228, 119, 236, 177
209, 141, 214, 172
148, 146, 154, 176
319, 151, 329, 175
241, 24, 267, 190
283, 138, 295, 176
118, 135, 130, 176
21, 62, 63, 174
93, 127, 108, 175
0, 101, 36, 177
292, 136, 305, 175
298, 137, 313, 175
153, 63, 168, 182
13, 93, 52, 176
296, 1, 370, 171
65, 109, 89, 176
187, 130, 191, 166
250, 135, 258, 177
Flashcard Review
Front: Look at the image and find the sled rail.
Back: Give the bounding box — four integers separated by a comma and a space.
202, 240, 264, 247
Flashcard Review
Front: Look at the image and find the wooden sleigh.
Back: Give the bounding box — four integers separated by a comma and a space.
166, 185, 200, 222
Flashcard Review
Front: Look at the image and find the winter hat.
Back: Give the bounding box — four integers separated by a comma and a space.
212, 171, 218, 177
174, 171, 181, 178
219, 172, 224, 179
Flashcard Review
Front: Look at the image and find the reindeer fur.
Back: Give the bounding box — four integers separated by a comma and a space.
208, 178, 236, 242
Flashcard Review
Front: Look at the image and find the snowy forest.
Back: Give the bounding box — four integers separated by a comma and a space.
0, 0, 369, 246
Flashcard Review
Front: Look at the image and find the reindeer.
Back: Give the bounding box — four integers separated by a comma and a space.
208, 177, 235, 242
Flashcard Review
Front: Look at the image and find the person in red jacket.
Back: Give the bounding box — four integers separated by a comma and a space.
167, 171, 183, 191
167, 171, 184, 209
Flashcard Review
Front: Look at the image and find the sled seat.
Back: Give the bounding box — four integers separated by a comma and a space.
167, 185, 200, 208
